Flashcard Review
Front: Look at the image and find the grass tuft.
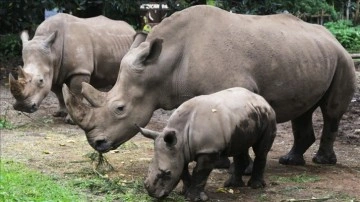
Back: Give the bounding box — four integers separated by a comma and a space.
271, 173, 320, 183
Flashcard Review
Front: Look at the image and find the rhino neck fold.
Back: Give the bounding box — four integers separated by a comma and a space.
183, 122, 193, 163
52, 28, 65, 86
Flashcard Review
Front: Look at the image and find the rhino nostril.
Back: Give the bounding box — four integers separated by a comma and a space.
94, 138, 108, 152
31, 103, 37, 109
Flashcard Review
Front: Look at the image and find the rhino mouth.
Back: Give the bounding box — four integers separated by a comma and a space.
89, 135, 127, 154
13, 102, 38, 113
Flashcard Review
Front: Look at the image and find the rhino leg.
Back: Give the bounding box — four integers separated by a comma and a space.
180, 164, 191, 195
52, 88, 68, 117
248, 124, 276, 189
312, 59, 355, 165
312, 114, 338, 164
224, 153, 248, 188
279, 108, 316, 165
185, 154, 217, 201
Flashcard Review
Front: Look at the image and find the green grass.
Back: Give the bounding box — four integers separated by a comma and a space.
0, 159, 185, 201
0, 117, 13, 129
0, 159, 85, 201
271, 173, 320, 183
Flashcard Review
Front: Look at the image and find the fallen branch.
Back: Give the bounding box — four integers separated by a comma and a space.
351, 53, 360, 59
281, 196, 332, 202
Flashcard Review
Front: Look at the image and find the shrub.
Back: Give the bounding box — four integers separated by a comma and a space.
0, 34, 22, 60
324, 20, 360, 52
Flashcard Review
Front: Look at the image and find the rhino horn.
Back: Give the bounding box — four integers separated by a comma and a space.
135, 124, 160, 140
20, 30, 29, 45
81, 82, 106, 107
9, 73, 24, 98
17, 66, 28, 79
62, 84, 93, 128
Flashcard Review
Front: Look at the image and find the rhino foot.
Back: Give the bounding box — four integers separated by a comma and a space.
53, 110, 67, 117
64, 115, 75, 125
279, 154, 305, 165
312, 152, 337, 165
224, 177, 245, 188
247, 178, 266, 189
185, 190, 208, 201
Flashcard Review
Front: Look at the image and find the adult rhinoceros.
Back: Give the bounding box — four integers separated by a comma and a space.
63, 5, 356, 165
9, 13, 135, 123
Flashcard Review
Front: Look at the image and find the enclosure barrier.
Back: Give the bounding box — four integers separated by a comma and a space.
352, 54, 360, 70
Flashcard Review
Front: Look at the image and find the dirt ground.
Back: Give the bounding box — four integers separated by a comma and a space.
0, 63, 360, 201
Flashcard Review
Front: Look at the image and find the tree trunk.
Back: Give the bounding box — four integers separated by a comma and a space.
355, 0, 360, 24
346, 0, 351, 20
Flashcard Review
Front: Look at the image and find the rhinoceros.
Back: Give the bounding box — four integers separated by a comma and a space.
137, 87, 277, 201
63, 5, 356, 166
9, 13, 135, 122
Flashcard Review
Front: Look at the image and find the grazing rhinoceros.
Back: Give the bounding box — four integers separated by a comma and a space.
9, 13, 135, 123
63, 5, 356, 166
137, 87, 277, 201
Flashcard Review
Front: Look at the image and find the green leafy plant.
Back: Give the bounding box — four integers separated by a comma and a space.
324, 20, 360, 51
0, 118, 13, 129
0, 34, 21, 60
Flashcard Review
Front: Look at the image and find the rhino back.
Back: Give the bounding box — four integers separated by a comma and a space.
168, 88, 274, 158
31, 13, 135, 86
145, 5, 353, 123
58, 17, 135, 86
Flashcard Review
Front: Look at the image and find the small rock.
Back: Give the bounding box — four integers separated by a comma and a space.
354, 129, 360, 134
109, 150, 120, 154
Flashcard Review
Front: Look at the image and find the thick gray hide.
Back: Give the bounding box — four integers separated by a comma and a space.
10, 13, 135, 120
143, 87, 277, 200
64, 5, 356, 166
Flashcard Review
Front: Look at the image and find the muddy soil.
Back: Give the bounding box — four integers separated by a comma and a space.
1, 65, 360, 201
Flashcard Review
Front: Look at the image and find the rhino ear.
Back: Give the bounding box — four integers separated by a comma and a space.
44, 31, 57, 48
164, 131, 177, 147
135, 124, 160, 140
132, 38, 163, 67
129, 32, 147, 50
20, 30, 29, 46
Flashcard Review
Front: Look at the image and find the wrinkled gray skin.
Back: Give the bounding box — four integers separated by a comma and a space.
63, 5, 356, 166
9, 13, 135, 123
138, 87, 277, 201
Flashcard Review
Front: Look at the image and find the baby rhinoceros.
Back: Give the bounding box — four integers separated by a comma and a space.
137, 87, 277, 201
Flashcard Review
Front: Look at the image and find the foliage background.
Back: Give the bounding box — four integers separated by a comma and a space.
0, 0, 359, 55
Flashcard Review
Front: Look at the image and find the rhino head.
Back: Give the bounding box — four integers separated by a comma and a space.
62, 33, 169, 153
137, 126, 185, 199
9, 31, 57, 113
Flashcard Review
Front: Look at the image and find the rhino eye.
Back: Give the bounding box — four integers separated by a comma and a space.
116, 105, 125, 112
38, 79, 44, 87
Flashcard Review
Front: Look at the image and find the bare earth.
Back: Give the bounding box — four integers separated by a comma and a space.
0, 67, 359, 201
